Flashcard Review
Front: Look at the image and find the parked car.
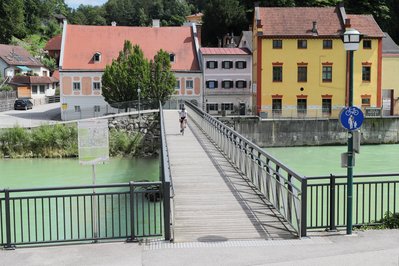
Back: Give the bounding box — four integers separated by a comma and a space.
14, 99, 33, 110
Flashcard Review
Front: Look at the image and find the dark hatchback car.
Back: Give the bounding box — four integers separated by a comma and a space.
14, 99, 33, 110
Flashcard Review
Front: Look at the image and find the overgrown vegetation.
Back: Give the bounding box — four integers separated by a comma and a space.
357, 211, 399, 230
0, 124, 143, 159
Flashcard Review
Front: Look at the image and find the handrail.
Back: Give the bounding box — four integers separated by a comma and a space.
185, 101, 306, 237
159, 102, 174, 241
307, 173, 399, 180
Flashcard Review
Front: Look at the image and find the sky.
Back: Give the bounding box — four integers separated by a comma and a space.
64, 0, 108, 8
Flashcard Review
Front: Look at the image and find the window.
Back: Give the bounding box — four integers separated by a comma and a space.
74, 106, 81, 112
93, 82, 101, 90
323, 40, 333, 49
93, 52, 101, 62
206, 61, 218, 69
322, 66, 332, 82
169, 53, 175, 62
362, 98, 371, 106
272, 99, 282, 116
206, 80, 218, 89
236, 80, 247, 88
273, 66, 283, 82
73, 82, 81, 91
297, 99, 307, 116
322, 99, 332, 116
362, 66, 371, 82
94, 105, 100, 112
206, 103, 218, 112
222, 61, 233, 69
273, 40, 282, 49
222, 80, 233, 89
175, 80, 180, 90
43, 70, 48, 77
297, 66, 307, 82
221, 103, 233, 111
298, 40, 307, 49
186, 80, 193, 89
363, 40, 372, 49
32, 85, 38, 94
39, 85, 45, 94
235, 61, 247, 69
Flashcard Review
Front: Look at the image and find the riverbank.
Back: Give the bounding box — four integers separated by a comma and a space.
220, 116, 399, 147
0, 113, 160, 159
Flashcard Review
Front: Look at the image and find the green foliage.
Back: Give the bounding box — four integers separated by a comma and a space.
0, 127, 31, 158
147, 50, 176, 106
202, 0, 247, 46
0, 0, 26, 44
0, 124, 144, 159
41, 56, 57, 72
109, 129, 143, 157
102, 41, 150, 104
0, 85, 14, 92
69, 5, 107, 25
379, 212, 399, 229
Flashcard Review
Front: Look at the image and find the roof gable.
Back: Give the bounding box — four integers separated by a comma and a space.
61, 25, 199, 71
257, 7, 384, 38
0, 44, 43, 67
258, 7, 342, 37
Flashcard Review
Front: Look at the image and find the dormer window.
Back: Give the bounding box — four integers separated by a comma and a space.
93, 52, 101, 62
169, 53, 175, 62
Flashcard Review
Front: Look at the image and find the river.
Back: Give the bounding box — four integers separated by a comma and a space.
264, 144, 399, 177
0, 157, 159, 189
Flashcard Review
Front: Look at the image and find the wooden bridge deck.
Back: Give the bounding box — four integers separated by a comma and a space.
163, 110, 296, 242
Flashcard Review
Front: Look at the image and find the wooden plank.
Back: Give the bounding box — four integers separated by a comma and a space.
164, 110, 296, 242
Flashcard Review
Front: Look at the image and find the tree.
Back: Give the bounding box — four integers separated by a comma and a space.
146, 50, 176, 106
0, 0, 26, 43
101, 41, 150, 105
202, 0, 247, 46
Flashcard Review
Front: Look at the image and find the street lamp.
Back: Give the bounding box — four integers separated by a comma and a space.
137, 87, 141, 127
342, 24, 361, 235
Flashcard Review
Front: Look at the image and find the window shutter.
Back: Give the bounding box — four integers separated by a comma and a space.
206, 61, 210, 68
243, 81, 247, 87
214, 81, 218, 88
243, 61, 247, 68
206, 81, 209, 88
229, 61, 233, 68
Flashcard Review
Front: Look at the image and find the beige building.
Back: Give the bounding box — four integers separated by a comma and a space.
382, 33, 399, 116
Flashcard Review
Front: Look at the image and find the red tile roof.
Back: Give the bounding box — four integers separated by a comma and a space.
10, 76, 59, 85
44, 34, 62, 51
258, 7, 383, 38
62, 25, 199, 71
347, 15, 384, 38
200, 47, 251, 55
0, 44, 43, 67
258, 7, 342, 37
52, 69, 60, 80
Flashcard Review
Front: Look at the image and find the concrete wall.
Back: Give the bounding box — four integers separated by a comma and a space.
220, 117, 399, 147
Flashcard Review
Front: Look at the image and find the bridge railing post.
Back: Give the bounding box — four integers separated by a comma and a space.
301, 178, 308, 237
329, 174, 337, 231
128, 182, 138, 242
4, 189, 14, 249
163, 180, 171, 241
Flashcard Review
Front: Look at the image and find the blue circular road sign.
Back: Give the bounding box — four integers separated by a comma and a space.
339, 106, 364, 131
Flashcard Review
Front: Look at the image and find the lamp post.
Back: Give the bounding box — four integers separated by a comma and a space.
342, 25, 361, 235
137, 87, 141, 127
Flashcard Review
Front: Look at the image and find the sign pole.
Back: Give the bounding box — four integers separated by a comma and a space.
92, 164, 98, 241
347, 50, 354, 235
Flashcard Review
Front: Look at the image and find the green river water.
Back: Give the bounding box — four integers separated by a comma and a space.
265, 144, 399, 177
0, 157, 159, 189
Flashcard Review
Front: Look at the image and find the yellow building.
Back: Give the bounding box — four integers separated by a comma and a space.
382, 33, 399, 116
253, 5, 384, 118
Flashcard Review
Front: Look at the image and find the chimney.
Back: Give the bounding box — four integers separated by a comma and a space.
312, 21, 318, 35
111, 21, 117, 26
152, 19, 160, 28
196, 24, 202, 46
345, 18, 351, 28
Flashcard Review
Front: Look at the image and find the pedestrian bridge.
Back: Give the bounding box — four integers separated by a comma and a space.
161, 103, 302, 242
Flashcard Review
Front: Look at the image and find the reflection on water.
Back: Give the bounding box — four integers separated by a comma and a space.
264, 144, 399, 176
0, 157, 159, 189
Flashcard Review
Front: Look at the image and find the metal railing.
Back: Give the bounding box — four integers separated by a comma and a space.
306, 173, 399, 230
160, 102, 174, 241
0, 182, 164, 248
185, 101, 306, 237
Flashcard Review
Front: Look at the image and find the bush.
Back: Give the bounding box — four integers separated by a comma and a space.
109, 129, 142, 157
0, 127, 31, 158
380, 212, 399, 229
